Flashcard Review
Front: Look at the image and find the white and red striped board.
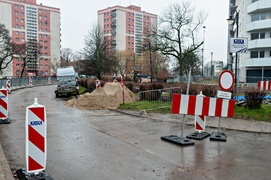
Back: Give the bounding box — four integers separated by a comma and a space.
195, 115, 206, 132
172, 94, 235, 117
29, 77, 33, 87
0, 88, 8, 119
48, 77, 51, 84
26, 98, 47, 174
258, 81, 271, 91
6, 79, 11, 93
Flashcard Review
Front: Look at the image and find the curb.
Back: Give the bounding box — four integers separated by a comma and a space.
0, 142, 14, 180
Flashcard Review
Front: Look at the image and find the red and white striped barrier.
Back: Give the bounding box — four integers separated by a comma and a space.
258, 81, 271, 91
29, 77, 33, 87
113, 79, 117, 83
172, 94, 235, 117
96, 79, 101, 88
0, 88, 8, 120
195, 92, 206, 132
26, 98, 47, 174
6, 79, 11, 93
48, 77, 51, 84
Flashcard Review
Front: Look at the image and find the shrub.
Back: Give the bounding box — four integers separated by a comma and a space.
244, 88, 266, 109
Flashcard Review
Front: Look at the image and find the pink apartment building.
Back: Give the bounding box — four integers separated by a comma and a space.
98, 5, 157, 56
0, 0, 60, 77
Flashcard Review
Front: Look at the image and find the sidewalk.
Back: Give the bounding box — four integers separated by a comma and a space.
0, 141, 14, 180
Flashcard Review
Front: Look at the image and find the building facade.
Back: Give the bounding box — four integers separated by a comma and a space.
97, 5, 157, 56
0, 0, 60, 77
228, 0, 271, 83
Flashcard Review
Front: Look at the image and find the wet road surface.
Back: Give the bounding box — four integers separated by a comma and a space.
0, 85, 271, 179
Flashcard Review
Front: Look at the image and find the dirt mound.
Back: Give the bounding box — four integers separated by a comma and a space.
65, 82, 136, 110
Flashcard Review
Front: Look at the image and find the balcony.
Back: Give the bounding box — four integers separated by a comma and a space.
247, 0, 271, 14
246, 57, 271, 67
247, 19, 271, 32
248, 38, 271, 49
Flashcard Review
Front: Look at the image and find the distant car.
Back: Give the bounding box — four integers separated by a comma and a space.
79, 75, 87, 78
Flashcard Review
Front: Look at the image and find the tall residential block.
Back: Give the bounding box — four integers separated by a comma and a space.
228, 0, 271, 83
0, 0, 60, 77
98, 5, 157, 56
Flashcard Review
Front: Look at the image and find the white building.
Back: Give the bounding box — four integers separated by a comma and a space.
228, 0, 271, 83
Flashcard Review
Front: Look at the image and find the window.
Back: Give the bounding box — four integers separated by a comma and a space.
15, 24, 19, 28
39, 34, 43, 38
44, 41, 48, 44
39, 59, 43, 62
44, 59, 48, 62
20, 12, 24, 16
15, 31, 19, 35
15, 5, 18, 9
128, 30, 130, 34
39, 22, 42, 25
20, 6, 24, 10
44, 22, 47, 26
16, 57, 19, 61
15, 18, 19, 22
252, 0, 259, 3
251, 51, 258, 58
252, 14, 266, 22
21, 38, 25, 42
128, 12, 130, 16
21, 19, 24, 22
260, 51, 265, 58
39, 28, 43, 31
128, 42, 130, 46
39, 9, 42, 13
15, 11, 18, 15
16, 64, 20, 67
44, 46, 48, 50
44, 10, 47, 14
44, 16, 47, 20
21, 25, 24, 29
39, 16, 42, 19
44, 35, 47, 38
40, 40, 43, 44
40, 65, 43, 68
128, 36, 130, 40
128, 18, 130, 22
260, 32, 265, 39
44, 28, 47, 32
16, 38, 19, 41
21, 32, 24, 35
128, 24, 130, 28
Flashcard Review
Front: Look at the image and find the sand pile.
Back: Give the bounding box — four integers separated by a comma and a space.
65, 82, 136, 110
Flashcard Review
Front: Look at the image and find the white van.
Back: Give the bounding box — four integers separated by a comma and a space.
54, 66, 79, 97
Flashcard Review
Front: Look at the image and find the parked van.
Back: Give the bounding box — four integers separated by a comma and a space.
54, 66, 79, 97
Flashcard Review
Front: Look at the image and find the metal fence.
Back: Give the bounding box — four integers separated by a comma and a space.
137, 87, 182, 114
0, 77, 57, 90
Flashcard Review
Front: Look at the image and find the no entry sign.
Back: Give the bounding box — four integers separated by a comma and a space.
218, 70, 234, 91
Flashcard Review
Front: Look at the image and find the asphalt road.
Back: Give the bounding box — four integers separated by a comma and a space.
0, 85, 271, 180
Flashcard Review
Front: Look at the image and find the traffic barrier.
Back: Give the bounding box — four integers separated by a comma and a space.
6, 79, 11, 93
186, 91, 210, 140
48, 77, 51, 84
0, 87, 10, 124
29, 77, 33, 87
96, 79, 101, 88
258, 80, 271, 91
171, 94, 235, 118
16, 98, 52, 179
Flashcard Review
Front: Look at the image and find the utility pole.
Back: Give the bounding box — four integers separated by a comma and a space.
211, 52, 213, 83
149, 41, 152, 83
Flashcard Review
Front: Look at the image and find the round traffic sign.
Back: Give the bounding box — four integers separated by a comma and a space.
218, 70, 234, 91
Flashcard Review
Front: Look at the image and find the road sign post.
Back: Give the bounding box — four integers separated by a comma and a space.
210, 70, 234, 142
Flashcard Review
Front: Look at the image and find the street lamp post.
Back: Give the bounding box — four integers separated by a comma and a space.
211, 52, 213, 83
149, 41, 153, 83
202, 26, 206, 77
227, 10, 239, 87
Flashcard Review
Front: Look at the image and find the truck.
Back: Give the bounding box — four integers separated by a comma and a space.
54, 66, 79, 97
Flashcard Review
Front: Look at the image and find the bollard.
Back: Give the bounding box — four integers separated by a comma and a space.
6, 79, 11, 94
96, 79, 101, 88
29, 77, 33, 87
186, 91, 210, 140
0, 87, 10, 124
16, 98, 53, 179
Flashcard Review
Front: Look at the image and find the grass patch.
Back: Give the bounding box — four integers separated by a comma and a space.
234, 104, 271, 122
119, 101, 271, 121
79, 85, 86, 94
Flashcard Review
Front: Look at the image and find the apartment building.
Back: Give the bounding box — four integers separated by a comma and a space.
0, 0, 60, 77
228, 0, 271, 83
97, 5, 157, 57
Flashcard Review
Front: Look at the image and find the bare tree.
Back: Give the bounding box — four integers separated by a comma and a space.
153, 1, 207, 76
0, 24, 14, 73
111, 50, 132, 77
82, 23, 115, 79
61, 48, 74, 66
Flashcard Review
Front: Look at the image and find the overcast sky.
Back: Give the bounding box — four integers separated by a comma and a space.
37, 0, 229, 65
